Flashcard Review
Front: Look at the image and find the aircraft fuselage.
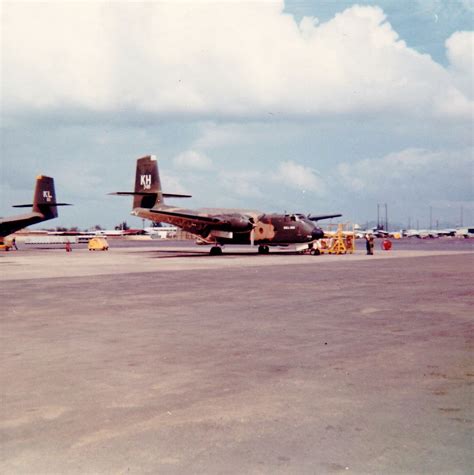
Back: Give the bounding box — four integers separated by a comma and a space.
134, 207, 324, 246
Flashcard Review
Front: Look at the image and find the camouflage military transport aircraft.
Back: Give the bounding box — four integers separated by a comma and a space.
113, 156, 341, 255
0, 176, 70, 240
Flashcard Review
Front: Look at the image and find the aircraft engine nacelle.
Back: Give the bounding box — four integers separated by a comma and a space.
216, 216, 254, 233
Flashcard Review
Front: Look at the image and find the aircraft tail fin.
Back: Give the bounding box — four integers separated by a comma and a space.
33, 175, 59, 219
12, 176, 71, 219
110, 156, 191, 209
133, 155, 162, 209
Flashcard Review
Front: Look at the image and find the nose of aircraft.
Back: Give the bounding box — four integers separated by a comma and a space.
312, 227, 325, 240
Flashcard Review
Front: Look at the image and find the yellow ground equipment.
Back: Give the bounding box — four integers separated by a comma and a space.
88, 237, 109, 251
0, 238, 12, 251
320, 223, 355, 255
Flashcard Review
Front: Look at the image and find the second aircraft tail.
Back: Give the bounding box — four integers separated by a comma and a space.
111, 156, 191, 210
133, 155, 163, 209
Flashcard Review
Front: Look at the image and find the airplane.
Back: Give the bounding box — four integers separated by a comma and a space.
353, 225, 391, 238
403, 228, 440, 238
112, 155, 342, 255
0, 175, 70, 244
455, 227, 474, 238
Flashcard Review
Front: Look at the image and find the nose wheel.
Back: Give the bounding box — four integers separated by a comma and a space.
258, 245, 270, 254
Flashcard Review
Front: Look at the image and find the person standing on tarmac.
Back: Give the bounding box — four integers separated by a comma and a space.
365, 234, 374, 255
11, 237, 18, 251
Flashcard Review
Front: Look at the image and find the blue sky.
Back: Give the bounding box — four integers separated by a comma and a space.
1, 0, 473, 229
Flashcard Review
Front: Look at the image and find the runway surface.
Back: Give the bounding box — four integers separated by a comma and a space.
1, 241, 473, 474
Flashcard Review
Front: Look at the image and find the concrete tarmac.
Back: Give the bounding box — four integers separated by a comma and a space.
0, 242, 473, 474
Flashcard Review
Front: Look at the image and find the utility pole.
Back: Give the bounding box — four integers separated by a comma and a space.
429, 206, 433, 229
376, 203, 387, 230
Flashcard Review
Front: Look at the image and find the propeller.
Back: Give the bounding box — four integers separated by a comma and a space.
248, 216, 255, 246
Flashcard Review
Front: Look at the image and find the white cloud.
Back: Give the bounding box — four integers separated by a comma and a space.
173, 150, 212, 170
218, 170, 264, 199
2, 2, 472, 120
184, 158, 328, 204
446, 31, 474, 100
192, 123, 254, 149
447, 31, 473, 74
160, 173, 188, 192
272, 161, 326, 194
336, 148, 473, 201
191, 122, 302, 150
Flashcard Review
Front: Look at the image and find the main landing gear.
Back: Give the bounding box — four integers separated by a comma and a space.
209, 246, 223, 256
258, 245, 270, 254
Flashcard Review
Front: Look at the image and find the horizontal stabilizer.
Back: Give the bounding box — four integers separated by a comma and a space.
110, 192, 191, 198
12, 203, 72, 208
308, 213, 342, 221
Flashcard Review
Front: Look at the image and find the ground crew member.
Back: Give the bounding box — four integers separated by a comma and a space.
365, 234, 374, 255
11, 237, 18, 250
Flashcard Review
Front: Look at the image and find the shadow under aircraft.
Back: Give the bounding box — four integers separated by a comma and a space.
113, 156, 341, 255
0, 176, 70, 243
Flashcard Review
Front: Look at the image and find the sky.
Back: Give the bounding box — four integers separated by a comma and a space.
1, 0, 473, 230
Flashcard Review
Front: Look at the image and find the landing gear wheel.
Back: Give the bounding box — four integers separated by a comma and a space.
310, 248, 320, 256
258, 245, 270, 254
209, 246, 223, 256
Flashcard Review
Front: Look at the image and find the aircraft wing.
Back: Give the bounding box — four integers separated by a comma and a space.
0, 212, 43, 237
0, 213, 38, 225
308, 213, 342, 221
162, 193, 192, 198
149, 209, 222, 224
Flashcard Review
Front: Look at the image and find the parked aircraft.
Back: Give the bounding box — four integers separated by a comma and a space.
436, 228, 457, 237
113, 156, 341, 255
403, 228, 456, 238
0, 176, 70, 241
353, 225, 390, 238
455, 227, 474, 238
